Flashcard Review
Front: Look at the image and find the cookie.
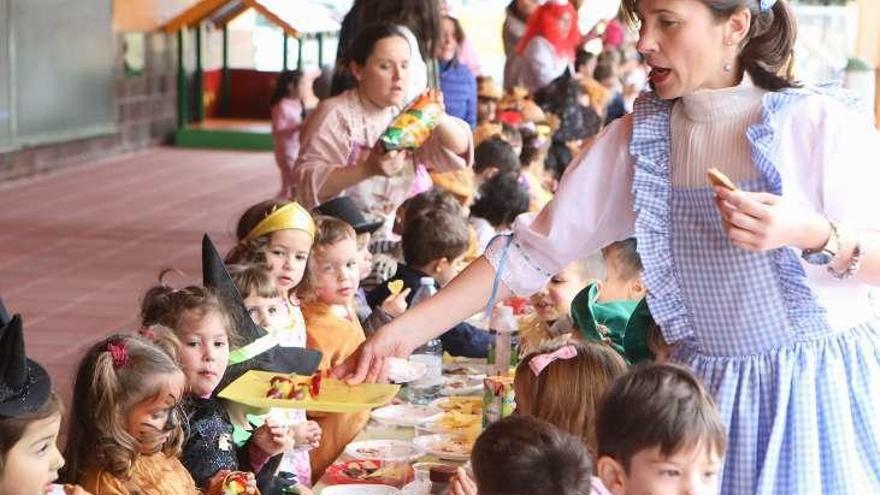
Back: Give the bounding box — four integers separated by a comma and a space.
707, 168, 737, 191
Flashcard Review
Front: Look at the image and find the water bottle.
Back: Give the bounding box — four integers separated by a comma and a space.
407, 277, 443, 404
488, 305, 517, 376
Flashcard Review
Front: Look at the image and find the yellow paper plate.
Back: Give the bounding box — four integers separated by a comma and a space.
218, 370, 400, 413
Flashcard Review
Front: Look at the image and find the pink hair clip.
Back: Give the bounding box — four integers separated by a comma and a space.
529, 344, 578, 376
107, 341, 129, 369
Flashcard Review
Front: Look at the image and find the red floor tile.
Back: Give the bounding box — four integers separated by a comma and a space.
0, 146, 277, 405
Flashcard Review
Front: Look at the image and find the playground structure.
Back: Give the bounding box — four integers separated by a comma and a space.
161, 0, 340, 150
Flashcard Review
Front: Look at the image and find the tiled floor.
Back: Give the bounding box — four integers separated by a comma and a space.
0, 147, 278, 398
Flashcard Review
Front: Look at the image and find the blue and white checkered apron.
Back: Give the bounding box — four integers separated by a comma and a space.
630, 90, 880, 494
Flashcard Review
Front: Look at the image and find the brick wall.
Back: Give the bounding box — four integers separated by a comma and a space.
0, 32, 178, 182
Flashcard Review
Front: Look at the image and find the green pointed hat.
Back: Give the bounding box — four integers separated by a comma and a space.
570, 283, 653, 364
622, 298, 654, 364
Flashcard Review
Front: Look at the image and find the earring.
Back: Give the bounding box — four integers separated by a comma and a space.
723, 62, 732, 72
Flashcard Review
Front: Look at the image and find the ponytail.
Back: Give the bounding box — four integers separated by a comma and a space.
61, 334, 184, 483
739, 0, 799, 91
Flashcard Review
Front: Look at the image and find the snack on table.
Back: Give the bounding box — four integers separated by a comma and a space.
434, 411, 481, 430
342, 460, 381, 479
388, 280, 405, 296
435, 396, 482, 415
482, 376, 515, 428
437, 436, 474, 456
265, 374, 322, 400
330, 459, 413, 487
379, 90, 443, 151
222, 472, 250, 495
707, 168, 738, 191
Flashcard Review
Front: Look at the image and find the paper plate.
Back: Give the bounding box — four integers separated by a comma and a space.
388, 358, 428, 383
371, 403, 443, 428
321, 484, 400, 495
218, 371, 400, 413
416, 411, 482, 434
345, 439, 425, 462
429, 396, 483, 416
440, 375, 485, 396
412, 433, 475, 462
324, 459, 413, 487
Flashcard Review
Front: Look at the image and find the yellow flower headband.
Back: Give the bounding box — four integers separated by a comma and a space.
243, 202, 316, 242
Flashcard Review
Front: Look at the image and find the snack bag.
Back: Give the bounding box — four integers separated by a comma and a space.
379, 90, 443, 151
482, 376, 515, 429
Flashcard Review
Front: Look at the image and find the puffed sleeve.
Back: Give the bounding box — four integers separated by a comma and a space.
414, 114, 474, 173
775, 93, 880, 232
485, 115, 636, 296
292, 97, 352, 209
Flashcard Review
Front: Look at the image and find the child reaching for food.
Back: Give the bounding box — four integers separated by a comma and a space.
296, 216, 371, 480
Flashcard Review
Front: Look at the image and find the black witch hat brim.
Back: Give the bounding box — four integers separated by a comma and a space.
201, 235, 322, 388
0, 315, 52, 417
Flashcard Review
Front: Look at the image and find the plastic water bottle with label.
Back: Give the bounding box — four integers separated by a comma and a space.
488, 305, 517, 376
407, 277, 443, 404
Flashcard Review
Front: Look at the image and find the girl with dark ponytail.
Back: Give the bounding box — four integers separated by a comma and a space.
341, 1, 880, 493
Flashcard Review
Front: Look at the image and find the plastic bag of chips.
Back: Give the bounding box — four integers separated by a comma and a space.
379, 90, 443, 152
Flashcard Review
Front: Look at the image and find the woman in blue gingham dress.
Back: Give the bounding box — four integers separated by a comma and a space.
337, 0, 880, 492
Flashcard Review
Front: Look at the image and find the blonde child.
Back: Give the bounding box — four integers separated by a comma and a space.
61, 334, 206, 495
595, 364, 726, 495
297, 216, 370, 480
229, 263, 303, 347
514, 342, 628, 456
0, 304, 91, 495
519, 254, 604, 356
450, 341, 626, 495
229, 262, 322, 486
227, 199, 316, 311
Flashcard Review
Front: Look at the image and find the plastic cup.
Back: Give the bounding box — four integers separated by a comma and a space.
412, 462, 458, 494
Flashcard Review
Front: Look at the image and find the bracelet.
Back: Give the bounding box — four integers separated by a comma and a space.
828, 242, 863, 280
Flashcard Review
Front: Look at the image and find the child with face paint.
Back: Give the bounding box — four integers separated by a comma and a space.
61, 334, 206, 495
0, 301, 92, 495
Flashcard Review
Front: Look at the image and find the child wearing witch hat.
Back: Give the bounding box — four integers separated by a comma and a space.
0, 299, 92, 495
203, 234, 322, 490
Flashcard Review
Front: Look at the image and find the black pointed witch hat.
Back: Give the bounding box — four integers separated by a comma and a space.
201, 235, 321, 384
0, 298, 9, 327
0, 301, 52, 417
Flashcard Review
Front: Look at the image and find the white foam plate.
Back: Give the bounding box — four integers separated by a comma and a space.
388, 357, 428, 383
371, 403, 443, 428
345, 439, 426, 462
440, 375, 485, 396
412, 433, 474, 462
321, 484, 400, 495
